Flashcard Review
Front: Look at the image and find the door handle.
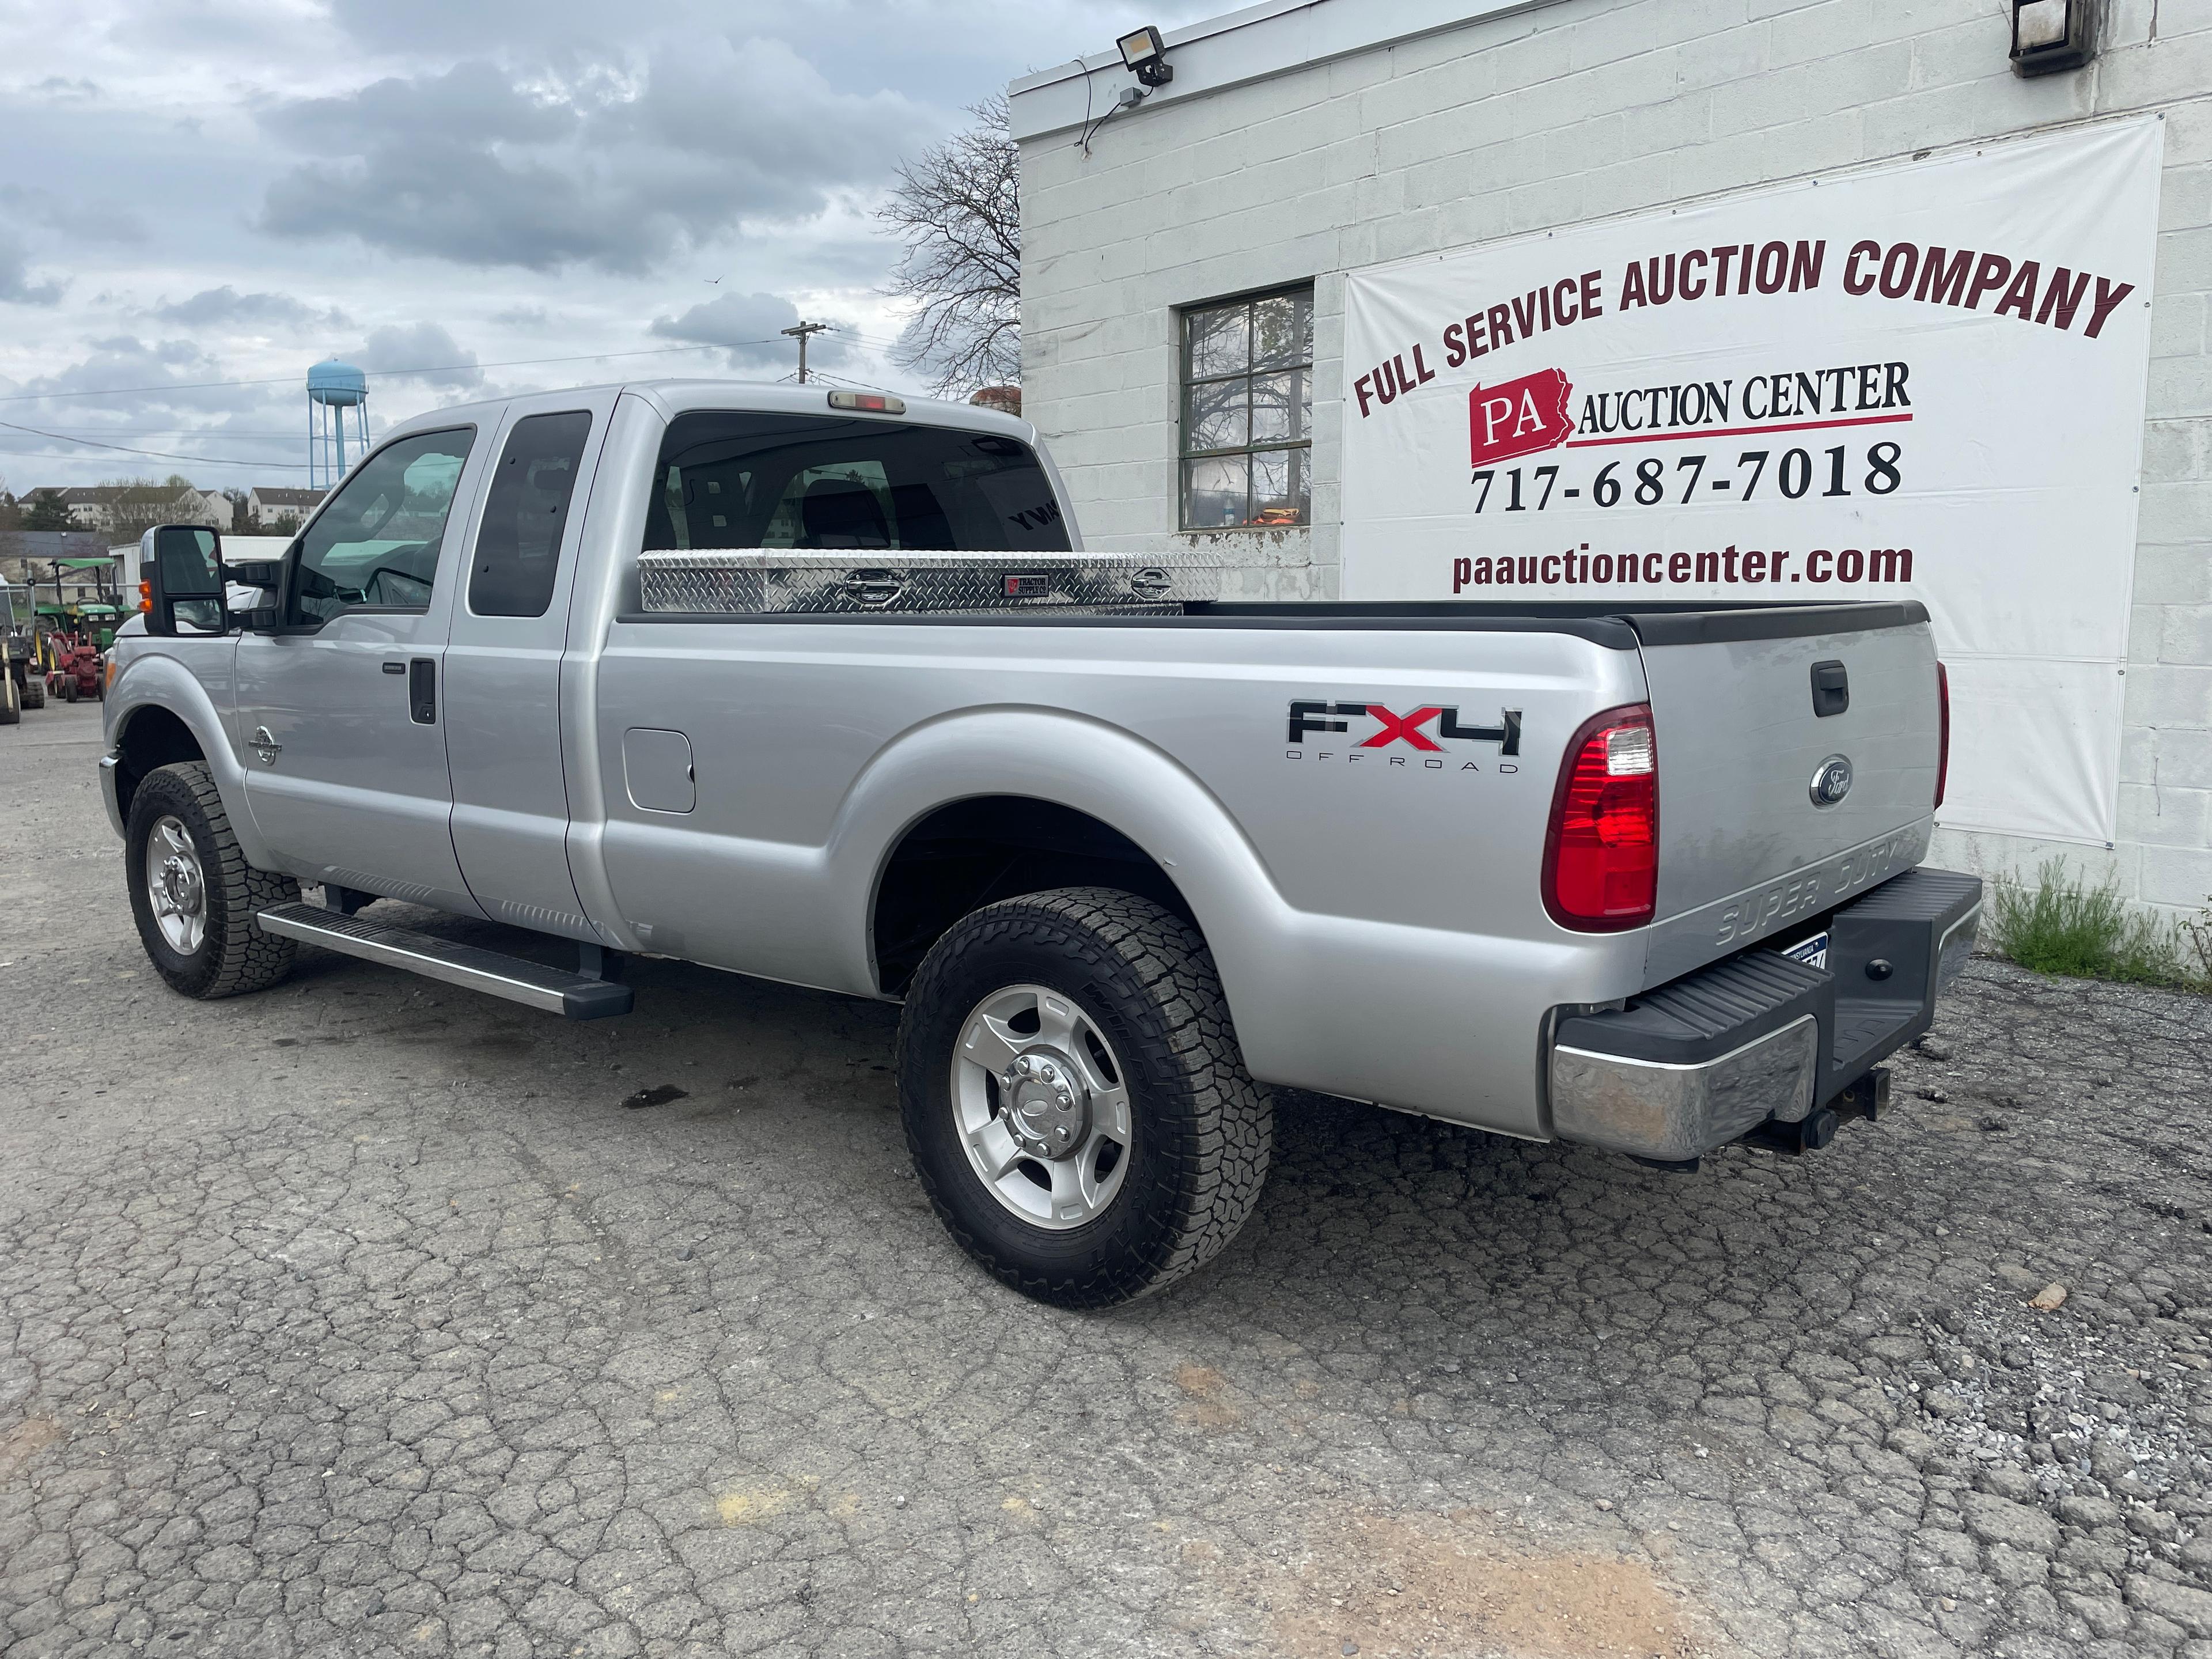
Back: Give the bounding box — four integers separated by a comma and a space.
381, 661, 406, 675
408, 658, 436, 724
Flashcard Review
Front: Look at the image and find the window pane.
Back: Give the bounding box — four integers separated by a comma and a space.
1249, 369, 1308, 445
1252, 291, 1312, 369
642, 414, 1068, 554
291, 428, 475, 625
1182, 454, 1248, 529
1251, 448, 1308, 526
1183, 378, 1248, 453
470, 411, 592, 618
1185, 303, 1249, 380
761, 461, 896, 549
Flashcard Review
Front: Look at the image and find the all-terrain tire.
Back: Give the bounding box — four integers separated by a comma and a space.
21, 672, 43, 710
126, 760, 300, 998
898, 888, 1271, 1308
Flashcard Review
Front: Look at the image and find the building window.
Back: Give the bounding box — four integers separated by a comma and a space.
1179, 285, 1313, 530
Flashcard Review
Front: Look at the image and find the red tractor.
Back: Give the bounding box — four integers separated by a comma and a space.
43, 633, 103, 703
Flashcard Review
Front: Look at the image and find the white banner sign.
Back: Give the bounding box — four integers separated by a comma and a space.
1342, 119, 2162, 846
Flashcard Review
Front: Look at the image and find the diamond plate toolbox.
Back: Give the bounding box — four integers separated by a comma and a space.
635, 551, 1222, 615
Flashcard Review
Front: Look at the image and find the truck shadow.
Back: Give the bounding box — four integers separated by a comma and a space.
279, 906, 2092, 1380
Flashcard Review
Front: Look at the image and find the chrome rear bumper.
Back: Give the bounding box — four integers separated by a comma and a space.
1552, 1014, 1819, 1163
1547, 866, 1982, 1163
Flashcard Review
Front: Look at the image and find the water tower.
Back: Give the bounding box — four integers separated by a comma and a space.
306, 359, 369, 489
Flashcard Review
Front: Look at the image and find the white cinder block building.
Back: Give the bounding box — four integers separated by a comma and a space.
1008, 0, 2212, 919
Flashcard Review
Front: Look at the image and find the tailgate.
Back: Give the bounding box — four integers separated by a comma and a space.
1636, 604, 1941, 983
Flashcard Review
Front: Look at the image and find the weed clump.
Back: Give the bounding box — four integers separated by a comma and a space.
1988, 858, 2207, 992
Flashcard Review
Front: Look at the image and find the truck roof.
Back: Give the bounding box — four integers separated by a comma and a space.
381, 378, 1036, 447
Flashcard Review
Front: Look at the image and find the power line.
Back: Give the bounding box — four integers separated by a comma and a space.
0, 331, 916, 475
0, 418, 309, 469
804, 368, 900, 394
0, 336, 798, 406
16, 427, 355, 440
0, 449, 299, 471
827, 325, 907, 346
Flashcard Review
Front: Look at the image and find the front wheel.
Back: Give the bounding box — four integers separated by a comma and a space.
126, 761, 300, 998
897, 888, 1272, 1308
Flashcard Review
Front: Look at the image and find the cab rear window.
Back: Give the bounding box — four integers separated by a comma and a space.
641, 412, 1069, 555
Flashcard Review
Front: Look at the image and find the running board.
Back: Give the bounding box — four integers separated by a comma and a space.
254, 902, 632, 1020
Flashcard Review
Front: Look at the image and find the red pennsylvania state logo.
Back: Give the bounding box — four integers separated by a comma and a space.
1468, 368, 1575, 467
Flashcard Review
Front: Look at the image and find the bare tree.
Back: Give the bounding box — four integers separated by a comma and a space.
878, 97, 1020, 397
95, 476, 215, 550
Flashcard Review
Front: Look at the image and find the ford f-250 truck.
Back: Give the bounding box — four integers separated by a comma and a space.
103, 380, 1979, 1306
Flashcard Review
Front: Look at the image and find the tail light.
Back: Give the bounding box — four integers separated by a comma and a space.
1935, 661, 1950, 810
1543, 703, 1658, 931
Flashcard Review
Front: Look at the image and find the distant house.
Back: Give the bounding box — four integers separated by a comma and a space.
13, 488, 73, 529
247, 486, 327, 529
52, 484, 233, 533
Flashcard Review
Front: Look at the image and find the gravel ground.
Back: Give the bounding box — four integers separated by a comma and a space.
4, 698, 2211, 1659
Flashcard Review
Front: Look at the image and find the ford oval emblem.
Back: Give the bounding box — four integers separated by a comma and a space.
1809, 754, 1854, 809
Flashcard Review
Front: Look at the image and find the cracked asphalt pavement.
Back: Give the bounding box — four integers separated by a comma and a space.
5, 699, 2212, 1658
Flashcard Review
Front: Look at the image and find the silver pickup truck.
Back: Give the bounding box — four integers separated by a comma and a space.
103, 380, 1979, 1305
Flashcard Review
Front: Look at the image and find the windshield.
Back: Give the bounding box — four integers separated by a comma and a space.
642, 412, 1069, 555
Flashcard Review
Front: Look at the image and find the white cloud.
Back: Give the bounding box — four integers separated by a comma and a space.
0, 0, 1226, 484
648, 291, 854, 372
256, 44, 933, 276
0, 225, 63, 305
153, 287, 353, 332
353, 321, 483, 392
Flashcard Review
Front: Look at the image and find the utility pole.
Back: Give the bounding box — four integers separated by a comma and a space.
782, 321, 829, 384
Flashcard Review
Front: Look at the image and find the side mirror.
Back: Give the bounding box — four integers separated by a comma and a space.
139, 525, 228, 637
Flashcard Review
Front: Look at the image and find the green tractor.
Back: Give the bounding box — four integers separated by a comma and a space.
1, 578, 44, 725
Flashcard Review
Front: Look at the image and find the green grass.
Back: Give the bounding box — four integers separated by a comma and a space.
1987, 857, 2210, 992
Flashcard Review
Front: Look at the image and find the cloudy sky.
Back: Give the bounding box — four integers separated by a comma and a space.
0, 0, 1216, 493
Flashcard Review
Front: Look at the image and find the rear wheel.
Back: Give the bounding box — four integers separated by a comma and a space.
126, 761, 300, 998
897, 888, 1271, 1307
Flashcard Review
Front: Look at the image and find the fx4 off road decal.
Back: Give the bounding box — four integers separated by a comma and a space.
1286, 700, 1522, 772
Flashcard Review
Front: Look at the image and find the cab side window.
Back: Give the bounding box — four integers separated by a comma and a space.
469, 412, 592, 618
289, 429, 475, 627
